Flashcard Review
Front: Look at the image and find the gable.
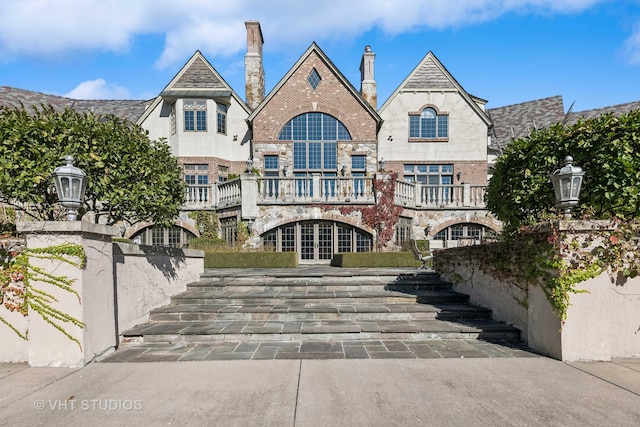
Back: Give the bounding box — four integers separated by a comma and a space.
173, 57, 227, 90
404, 56, 456, 90
248, 43, 381, 141
380, 52, 491, 127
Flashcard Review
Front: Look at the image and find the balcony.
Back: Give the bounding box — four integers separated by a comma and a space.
183, 175, 487, 211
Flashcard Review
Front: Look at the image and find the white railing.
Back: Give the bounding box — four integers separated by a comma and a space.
216, 178, 242, 208
184, 175, 487, 210
256, 176, 375, 204
395, 182, 487, 208
185, 185, 213, 208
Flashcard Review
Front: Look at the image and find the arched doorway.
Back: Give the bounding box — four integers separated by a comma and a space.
262, 220, 373, 263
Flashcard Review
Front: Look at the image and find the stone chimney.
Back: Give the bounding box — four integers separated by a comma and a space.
245, 21, 265, 110
360, 45, 377, 110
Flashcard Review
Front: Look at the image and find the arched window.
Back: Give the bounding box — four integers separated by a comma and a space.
278, 113, 352, 197
131, 225, 196, 248
409, 107, 448, 139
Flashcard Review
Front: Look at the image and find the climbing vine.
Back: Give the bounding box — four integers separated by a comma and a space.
434, 219, 640, 321
0, 240, 86, 349
329, 172, 403, 250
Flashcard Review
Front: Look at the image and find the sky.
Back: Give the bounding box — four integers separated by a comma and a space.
1, 0, 639, 112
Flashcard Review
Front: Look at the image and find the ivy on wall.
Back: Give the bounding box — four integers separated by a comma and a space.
434, 220, 640, 321
1, 240, 86, 349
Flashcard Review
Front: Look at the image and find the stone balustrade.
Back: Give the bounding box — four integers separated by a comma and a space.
184, 174, 488, 211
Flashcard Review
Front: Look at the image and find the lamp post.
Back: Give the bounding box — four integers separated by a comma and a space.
550, 155, 584, 218
378, 158, 386, 172
52, 155, 88, 221
246, 157, 253, 172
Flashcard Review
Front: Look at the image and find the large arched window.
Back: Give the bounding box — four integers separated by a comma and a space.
278, 112, 351, 173
409, 107, 448, 139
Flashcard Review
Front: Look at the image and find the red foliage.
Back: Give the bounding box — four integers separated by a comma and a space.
337, 172, 403, 249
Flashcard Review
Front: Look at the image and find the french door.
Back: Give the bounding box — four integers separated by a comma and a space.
300, 222, 333, 262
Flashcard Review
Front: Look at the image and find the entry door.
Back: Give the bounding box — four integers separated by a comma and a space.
300, 222, 334, 262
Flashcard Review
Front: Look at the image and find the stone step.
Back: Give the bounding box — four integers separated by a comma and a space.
122, 318, 521, 344
187, 280, 454, 292
149, 302, 492, 322
170, 289, 468, 306
117, 268, 523, 355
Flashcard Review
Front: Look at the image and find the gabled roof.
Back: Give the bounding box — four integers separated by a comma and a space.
137, 51, 250, 124
0, 86, 148, 123
379, 51, 491, 127
247, 42, 382, 126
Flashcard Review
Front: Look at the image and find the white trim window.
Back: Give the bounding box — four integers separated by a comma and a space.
184, 99, 207, 132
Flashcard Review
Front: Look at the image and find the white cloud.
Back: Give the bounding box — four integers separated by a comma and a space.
0, 0, 611, 68
624, 21, 640, 64
64, 79, 131, 99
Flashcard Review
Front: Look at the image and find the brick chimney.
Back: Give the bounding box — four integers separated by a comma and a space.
245, 21, 265, 110
360, 45, 377, 110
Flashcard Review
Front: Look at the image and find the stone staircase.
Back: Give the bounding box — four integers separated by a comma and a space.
113, 268, 525, 360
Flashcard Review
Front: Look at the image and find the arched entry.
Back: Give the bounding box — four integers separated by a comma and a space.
262, 220, 373, 263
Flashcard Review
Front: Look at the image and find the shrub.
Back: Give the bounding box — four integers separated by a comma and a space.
331, 252, 421, 268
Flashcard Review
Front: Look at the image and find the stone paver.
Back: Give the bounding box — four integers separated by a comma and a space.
101, 339, 538, 362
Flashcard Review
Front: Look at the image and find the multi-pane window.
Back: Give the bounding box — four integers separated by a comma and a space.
308, 68, 321, 90
218, 165, 229, 182
217, 103, 227, 135
170, 104, 176, 135
184, 100, 207, 132
280, 113, 350, 198
184, 164, 209, 202
264, 155, 280, 197
403, 164, 453, 185
279, 112, 351, 142
352, 155, 366, 197
395, 217, 412, 247
433, 223, 498, 243
409, 107, 448, 139
132, 226, 195, 248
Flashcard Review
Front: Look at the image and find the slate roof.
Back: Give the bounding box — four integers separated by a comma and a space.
487, 96, 565, 152
565, 100, 640, 124
0, 86, 148, 123
487, 96, 640, 153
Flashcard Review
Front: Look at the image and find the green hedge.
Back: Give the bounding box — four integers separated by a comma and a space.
331, 252, 421, 268
204, 251, 299, 268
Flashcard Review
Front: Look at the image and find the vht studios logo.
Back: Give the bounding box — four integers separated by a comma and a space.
34, 399, 143, 411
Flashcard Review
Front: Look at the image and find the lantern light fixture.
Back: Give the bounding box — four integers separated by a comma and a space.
52, 155, 88, 221
550, 155, 585, 218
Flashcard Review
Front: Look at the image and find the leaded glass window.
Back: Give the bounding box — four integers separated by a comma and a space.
308, 68, 321, 90
409, 107, 448, 139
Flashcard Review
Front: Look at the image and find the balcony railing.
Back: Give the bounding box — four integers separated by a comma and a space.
184, 175, 487, 210
256, 176, 375, 204
395, 181, 486, 208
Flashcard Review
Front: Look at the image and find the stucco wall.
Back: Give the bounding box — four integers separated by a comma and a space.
8, 222, 204, 367
378, 91, 488, 163
436, 221, 640, 361
113, 243, 204, 334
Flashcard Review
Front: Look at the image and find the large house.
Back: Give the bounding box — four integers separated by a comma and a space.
2, 21, 639, 263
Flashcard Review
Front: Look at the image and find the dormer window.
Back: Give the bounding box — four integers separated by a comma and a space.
308, 68, 321, 90
184, 99, 207, 132
409, 107, 448, 140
